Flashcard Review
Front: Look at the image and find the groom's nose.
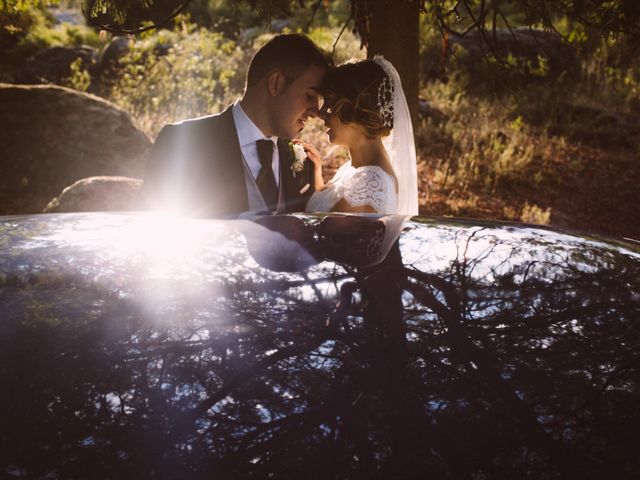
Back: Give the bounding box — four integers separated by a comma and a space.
304, 93, 323, 118
306, 106, 319, 119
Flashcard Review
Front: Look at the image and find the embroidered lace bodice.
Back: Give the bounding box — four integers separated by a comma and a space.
306, 161, 398, 214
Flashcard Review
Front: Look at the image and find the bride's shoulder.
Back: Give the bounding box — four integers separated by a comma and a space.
352, 165, 395, 187
340, 165, 397, 213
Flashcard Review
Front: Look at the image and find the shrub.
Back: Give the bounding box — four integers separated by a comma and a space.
64, 56, 91, 91
1, 3, 101, 82
306, 25, 363, 64
107, 25, 249, 138
0, 5, 53, 77
106, 23, 363, 139
519, 202, 551, 225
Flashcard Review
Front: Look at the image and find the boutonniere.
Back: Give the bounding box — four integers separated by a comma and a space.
289, 141, 307, 178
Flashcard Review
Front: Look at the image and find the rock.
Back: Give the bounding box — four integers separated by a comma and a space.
527, 101, 640, 149
18, 46, 99, 86
96, 36, 131, 82
0, 83, 151, 214
44, 176, 143, 213
418, 99, 447, 124
425, 28, 579, 81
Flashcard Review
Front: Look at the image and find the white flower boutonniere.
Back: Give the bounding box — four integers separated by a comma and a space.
289, 141, 307, 178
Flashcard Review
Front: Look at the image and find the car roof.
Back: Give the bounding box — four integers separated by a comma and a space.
1, 211, 639, 479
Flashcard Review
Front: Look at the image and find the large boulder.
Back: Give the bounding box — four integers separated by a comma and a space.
44, 176, 143, 213
425, 28, 579, 81
18, 46, 99, 86
0, 83, 151, 214
96, 36, 131, 84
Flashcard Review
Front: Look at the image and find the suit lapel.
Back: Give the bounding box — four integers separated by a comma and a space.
215, 107, 249, 214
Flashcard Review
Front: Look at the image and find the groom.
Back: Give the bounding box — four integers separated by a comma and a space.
140, 34, 330, 217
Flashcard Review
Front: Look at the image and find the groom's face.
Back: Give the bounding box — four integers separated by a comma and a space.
270, 65, 326, 139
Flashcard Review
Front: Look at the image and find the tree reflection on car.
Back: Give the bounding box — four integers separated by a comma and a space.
0, 212, 639, 479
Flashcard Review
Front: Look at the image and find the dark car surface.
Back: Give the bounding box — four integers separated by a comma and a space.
1, 212, 639, 479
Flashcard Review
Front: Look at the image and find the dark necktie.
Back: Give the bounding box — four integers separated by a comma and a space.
255, 139, 278, 211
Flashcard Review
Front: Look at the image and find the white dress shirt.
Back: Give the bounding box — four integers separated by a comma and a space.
232, 102, 282, 212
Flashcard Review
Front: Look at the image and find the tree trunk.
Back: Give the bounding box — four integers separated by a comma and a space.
366, 0, 420, 123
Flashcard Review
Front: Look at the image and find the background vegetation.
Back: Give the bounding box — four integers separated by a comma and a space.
1, 0, 638, 238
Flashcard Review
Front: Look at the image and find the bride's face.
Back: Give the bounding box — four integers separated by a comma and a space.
320, 104, 363, 148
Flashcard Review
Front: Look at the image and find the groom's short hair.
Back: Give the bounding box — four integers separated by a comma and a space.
246, 33, 331, 88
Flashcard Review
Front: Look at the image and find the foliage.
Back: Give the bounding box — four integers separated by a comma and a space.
0, 5, 100, 81
182, 0, 351, 36
184, 0, 262, 36
107, 24, 248, 137
582, 36, 640, 110
304, 24, 363, 64
0, 0, 59, 13
80, 0, 640, 41
413, 33, 640, 236
64, 56, 91, 91
103, 21, 361, 139
20, 18, 100, 48
518, 202, 551, 224
420, 0, 640, 38
0, 1, 53, 53
416, 82, 535, 193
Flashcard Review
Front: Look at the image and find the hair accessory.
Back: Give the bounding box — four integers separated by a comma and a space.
377, 75, 394, 128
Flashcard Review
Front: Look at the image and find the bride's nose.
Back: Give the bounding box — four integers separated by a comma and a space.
318, 107, 331, 122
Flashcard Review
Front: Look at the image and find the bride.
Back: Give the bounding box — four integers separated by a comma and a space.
302, 56, 419, 216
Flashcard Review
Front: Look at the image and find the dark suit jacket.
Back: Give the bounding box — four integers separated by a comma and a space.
140, 106, 315, 218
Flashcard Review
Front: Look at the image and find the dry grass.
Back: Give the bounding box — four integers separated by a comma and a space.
414, 77, 640, 239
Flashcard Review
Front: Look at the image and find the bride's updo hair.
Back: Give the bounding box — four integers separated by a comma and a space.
321, 60, 393, 139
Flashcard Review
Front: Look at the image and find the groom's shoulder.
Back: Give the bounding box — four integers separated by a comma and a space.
172, 110, 229, 127
160, 107, 233, 136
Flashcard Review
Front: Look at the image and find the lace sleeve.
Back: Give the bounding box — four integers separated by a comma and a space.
339, 167, 391, 213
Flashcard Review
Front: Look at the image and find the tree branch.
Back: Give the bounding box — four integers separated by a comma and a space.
332, 13, 353, 59
82, 0, 193, 35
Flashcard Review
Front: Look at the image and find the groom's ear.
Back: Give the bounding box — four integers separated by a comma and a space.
267, 70, 287, 97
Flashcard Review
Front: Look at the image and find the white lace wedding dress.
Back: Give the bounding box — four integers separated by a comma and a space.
305, 161, 398, 214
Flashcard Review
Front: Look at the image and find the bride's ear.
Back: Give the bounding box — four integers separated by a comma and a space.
267, 71, 286, 96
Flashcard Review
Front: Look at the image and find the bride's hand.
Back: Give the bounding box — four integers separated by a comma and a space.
294, 140, 322, 168
293, 140, 325, 192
